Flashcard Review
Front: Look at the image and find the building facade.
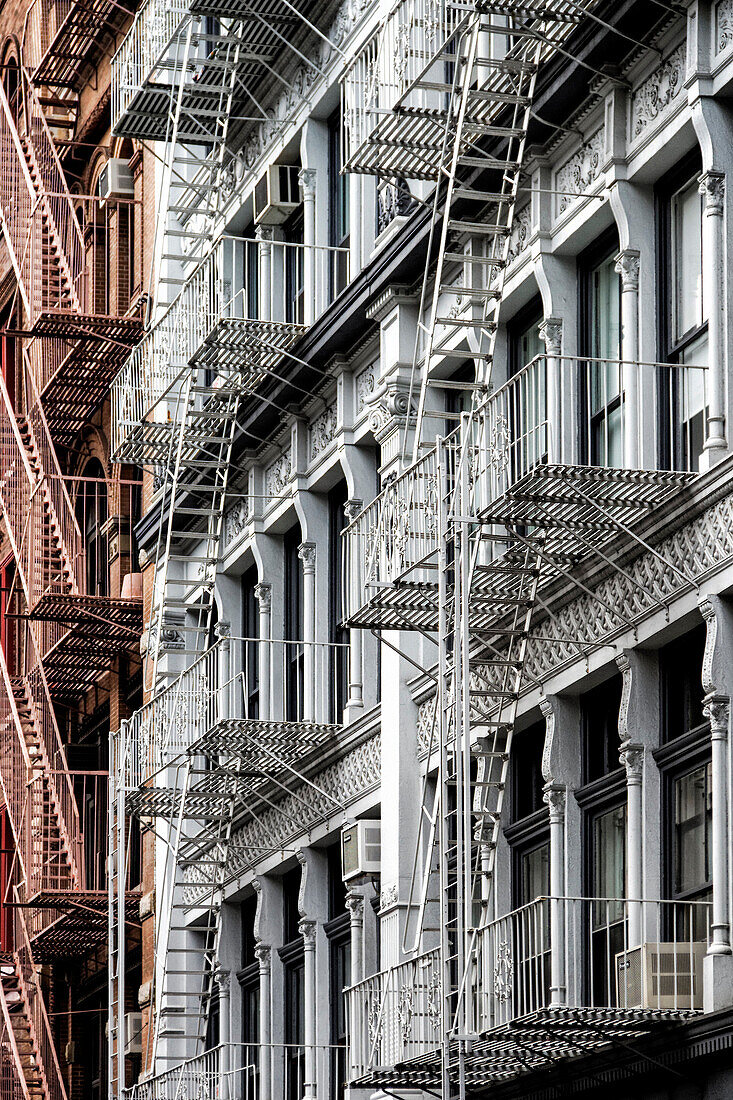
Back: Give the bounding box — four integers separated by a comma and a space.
0, 0, 154, 1097
106, 2, 733, 1100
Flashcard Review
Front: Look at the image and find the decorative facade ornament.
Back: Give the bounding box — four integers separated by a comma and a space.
254, 943, 271, 972
699, 171, 725, 216
298, 918, 317, 946
614, 250, 640, 292
397, 985, 414, 1043
426, 966, 441, 1032
345, 892, 364, 923
380, 883, 398, 911
539, 696, 556, 786
309, 402, 338, 460
213, 967, 231, 991
616, 652, 632, 744
507, 203, 531, 265
493, 940, 514, 1004
539, 317, 562, 357
717, 0, 733, 52
619, 741, 644, 782
355, 363, 376, 413
703, 694, 730, 737
416, 695, 437, 758
542, 784, 567, 821
214, 620, 231, 640
630, 43, 685, 139
488, 413, 511, 472
699, 595, 718, 696
298, 541, 316, 572
254, 582, 272, 611
264, 448, 292, 500
223, 497, 250, 547
368, 995, 383, 1049
554, 128, 604, 215
298, 167, 317, 196
344, 498, 363, 524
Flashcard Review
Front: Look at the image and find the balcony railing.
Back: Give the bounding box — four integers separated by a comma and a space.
119, 637, 348, 790
341, 0, 464, 171
111, 0, 188, 132
110, 237, 349, 460
347, 896, 712, 1081
342, 355, 708, 624
125, 1043, 340, 1100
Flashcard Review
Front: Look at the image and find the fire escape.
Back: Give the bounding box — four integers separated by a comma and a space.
107, 1, 350, 1094
341, 3, 709, 1099
0, 2, 144, 1096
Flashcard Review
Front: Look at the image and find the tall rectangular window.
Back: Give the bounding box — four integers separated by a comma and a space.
508, 299, 545, 474
587, 254, 622, 467
658, 156, 708, 471
329, 111, 350, 298
241, 566, 259, 718
284, 529, 304, 719
329, 482, 349, 723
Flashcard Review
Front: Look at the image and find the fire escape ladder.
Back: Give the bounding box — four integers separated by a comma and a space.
0, 959, 47, 1100
147, 370, 240, 697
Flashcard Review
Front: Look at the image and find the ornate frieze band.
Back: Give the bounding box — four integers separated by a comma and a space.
630, 42, 685, 141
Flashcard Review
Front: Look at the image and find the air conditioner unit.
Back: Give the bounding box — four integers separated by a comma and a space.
98, 158, 134, 200
615, 942, 706, 1010
341, 820, 381, 883
254, 164, 301, 224
125, 1011, 143, 1054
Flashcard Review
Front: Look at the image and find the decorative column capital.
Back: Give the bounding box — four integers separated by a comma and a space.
254, 943, 272, 971
214, 620, 231, 641
619, 740, 644, 782
213, 967, 231, 993
345, 892, 365, 924
298, 918, 317, 946
542, 782, 566, 822
614, 249, 640, 291
254, 582, 272, 610
299, 167, 317, 196
704, 693, 730, 739
538, 317, 562, 356
699, 171, 725, 215
256, 224, 274, 242
344, 498, 363, 524
298, 541, 316, 572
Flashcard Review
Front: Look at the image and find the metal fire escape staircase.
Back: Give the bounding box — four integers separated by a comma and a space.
341, 3, 702, 1098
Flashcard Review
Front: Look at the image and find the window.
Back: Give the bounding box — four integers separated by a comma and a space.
511, 720, 546, 822
519, 842, 549, 904
280, 867, 306, 1100
329, 111, 350, 298
284, 529, 304, 719
77, 462, 108, 597
580, 242, 622, 467
581, 674, 623, 784
329, 483, 349, 723
658, 155, 708, 471
284, 207, 305, 324
660, 624, 706, 743
241, 567, 259, 718
673, 763, 712, 900
326, 846, 350, 1100
239, 896, 260, 1087
508, 299, 546, 474
589, 802, 626, 1005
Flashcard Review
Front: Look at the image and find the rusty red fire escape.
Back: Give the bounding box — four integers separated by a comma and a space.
0, 1, 143, 1095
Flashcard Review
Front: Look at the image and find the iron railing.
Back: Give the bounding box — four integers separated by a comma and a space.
341, 354, 709, 622
111, 0, 188, 130
119, 636, 348, 790
347, 896, 713, 1080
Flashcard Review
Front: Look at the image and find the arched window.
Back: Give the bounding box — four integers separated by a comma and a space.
2, 47, 21, 126
77, 460, 108, 597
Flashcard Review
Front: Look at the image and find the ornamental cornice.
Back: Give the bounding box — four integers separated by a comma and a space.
366, 283, 419, 323
630, 41, 685, 141
309, 401, 339, 461
554, 126, 604, 218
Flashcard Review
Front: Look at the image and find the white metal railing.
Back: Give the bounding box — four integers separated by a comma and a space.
341, 355, 708, 622
347, 896, 712, 1080
341, 0, 465, 169
119, 636, 348, 789
111, 0, 189, 130
124, 1043, 340, 1100
110, 236, 349, 458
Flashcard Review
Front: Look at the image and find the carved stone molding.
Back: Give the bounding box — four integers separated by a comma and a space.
614, 250, 640, 292
616, 652, 632, 745
700, 595, 718, 696
703, 693, 730, 738
223, 497, 250, 547
214, 967, 231, 992
367, 382, 415, 444
298, 167, 317, 196
630, 43, 685, 140
380, 884, 398, 911
542, 783, 566, 821
309, 401, 338, 460
344, 498, 363, 524
507, 204, 531, 265
539, 317, 562, 357
699, 171, 725, 216
264, 448, 292, 500
554, 128, 603, 216
540, 696, 556, 786
254, 943, 271, 971
355, 362, 376, 413
346, 892, 365, 924
717, 0, 733, 52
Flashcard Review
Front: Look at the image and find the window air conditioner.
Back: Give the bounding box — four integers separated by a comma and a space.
98, 158, 134, 200
124, 1011, 144, 1054
254, 164, 301, 224
341, 820, 381, 883
615, 942, 706, 1010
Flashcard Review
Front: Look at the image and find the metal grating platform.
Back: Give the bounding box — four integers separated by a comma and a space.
22, 890, 141, 962
29, 0, 136, 90
353, 1006, 700, 1092
194, 718, 339, 762
346, 464, 695, 632
190, 317, 306, 380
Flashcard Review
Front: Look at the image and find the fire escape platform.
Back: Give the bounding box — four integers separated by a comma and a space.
114, 81, 242, 143
347, 464, 696, 632
354, 1006, 700, 1093
190, 317, 306, 381
19, 889, 141, 963
30, 0, 135, 90
30, 311, 144, 342
29, 593, 142, 632
40, 609, 142, 701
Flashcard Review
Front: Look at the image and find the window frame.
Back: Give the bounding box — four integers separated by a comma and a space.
578, 228, 622, 467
